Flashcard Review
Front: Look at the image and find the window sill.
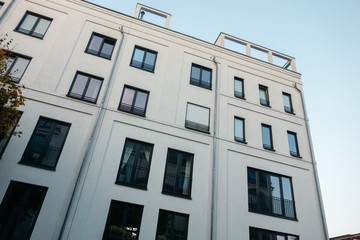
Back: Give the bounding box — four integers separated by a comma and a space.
115, 181, 148, 191
162, 191, 192, 200
290, 154, 302, 159
235, 138, 247, 144
285, 110, 296, 115
14, 29, 45, 39
18, 161, 56, 171
260, 103, 271, 108
263, 146, 275, 152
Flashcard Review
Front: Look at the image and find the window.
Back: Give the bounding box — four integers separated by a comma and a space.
103, 200, 143, 240
0, 2, 4, 9
162, 149, 194, 198
248, 168, 296, 219
261, 124, 274, 150
190, 63, 212, 89
0, 181, 47, 240
0, 112, 22, 159
118, 86, 149, 116
185, 103, 210, 133
283, 92, 294, 114
116, 138, 154, 189
250, 227, 299, 240
234, 117, 246, 143
85, 33, 116, 59
15, 12, 52, 39
234, 77, 244, 99
259, 85, 270, 107
287, 131, 300, 157
130, 46, 157, 72
20, 117, 71, 170
67, 72, 103, 103
2, 54, 31, 83
156, 210, 189, 240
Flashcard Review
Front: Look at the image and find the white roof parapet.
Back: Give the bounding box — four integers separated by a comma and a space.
215, 33, 297, 72
134, 3, 171, 28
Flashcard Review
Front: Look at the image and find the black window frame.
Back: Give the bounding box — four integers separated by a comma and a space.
118, 85, 150, 117
190, 63, 212, 90
283, 92, 294, 114
0, 112, 22, 159
19, 116, 71, 171
115, 138, 154, 190
249, 227, 299, 240
155, 209, 189, 240
247, 167, 297, 220
234, 117, 246, 143
102, 200, 144, 240
85, 32, 116, 59
234, 77, 245, 99
67, 71, 103, 103
0, 181, 48, 240
259, 85, 270, 107
261, 124, 274, 151
130, 45, 158, 72
2, 52, 31, 83
15, 11, 52, 39
185, 102, 210, 134
162, 148, 194, 199
287, 131, 300, 158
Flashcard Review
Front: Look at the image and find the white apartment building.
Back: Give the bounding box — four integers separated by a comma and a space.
0, 0, 328, 239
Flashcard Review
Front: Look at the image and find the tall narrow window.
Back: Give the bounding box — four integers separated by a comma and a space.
118, 86, 149, 116
0, 112, 22, 159
0, 181, 47, 240
2, 54, 31, 83
283, 92, 294, 114
15, 12, 52, 39
130, 46, 157, 72
67, 72, 103, 103
248, 168, 296, 219
287, 131, 300, 157
162, 148, 194, 198
234, 77, 244, 99
156, 210, 189, 240
116, 138, 154, 189
185, 103, 210, 133
190, 63, 212, 89
102, 200, 143, 240
20, 117, 71, 170
261, 124, 274, 150
259, 85, 270, 107
85, 33, 116, 59
234, 117, 246, 143
249, 227, 299, 240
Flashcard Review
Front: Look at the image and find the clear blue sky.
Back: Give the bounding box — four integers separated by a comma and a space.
87, 0, 360, 237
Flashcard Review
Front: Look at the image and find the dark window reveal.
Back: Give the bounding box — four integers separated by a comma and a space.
15, 12, 52, 39
118, 86, 149, 116
130, 46, 157, 72
67, 72, 103, 103
287, 131, 300, 157
2, 54, 31, 83
261, 124, 274, 151
85, 33, 116, 59
190, 63, 212, 89
156, 210, 189, 240
283, 92, 294, 114
259, 85, 270, 107
234, 117, 246, 143
185, 103, 210, 133
234, 77, 245, 99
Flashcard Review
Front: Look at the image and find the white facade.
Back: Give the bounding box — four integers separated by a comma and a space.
0, 0, 327, 240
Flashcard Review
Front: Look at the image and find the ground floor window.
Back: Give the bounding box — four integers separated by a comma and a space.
156, 209, 189, 240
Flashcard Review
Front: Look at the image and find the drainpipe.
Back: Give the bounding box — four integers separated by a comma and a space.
294, 83, 329, 240
211, 56, 219, 240
0, 0, 16, 23
59, 26, 125, 239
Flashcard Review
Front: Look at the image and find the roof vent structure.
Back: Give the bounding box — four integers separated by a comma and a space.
134, 3, 171, 28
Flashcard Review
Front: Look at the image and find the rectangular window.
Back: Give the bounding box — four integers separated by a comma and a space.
234, 77, 244, 99
0, 181, 47, 240
15, 12, 52, 39
118, 86, 149, 116
102, 200, 143, 240
116, 138, 154, 189
0, 112, 22, 159
283, 92, 294, 114
2, 54, 31, 83
156, 210, 189, 240
85, 33, 116, 59
20, 117, 71, 170
234, 117, 246, 143
259, 85, 270, 107
67, 71, 103, 103
185, 103, 210, 133
190, 63, 212, 89
287, 131, 300, 157
261, 124, 274, 150
130, 46, 157, 72
250, 227, 299, 240
248, 168, 296, 219
162, 148, 194, 198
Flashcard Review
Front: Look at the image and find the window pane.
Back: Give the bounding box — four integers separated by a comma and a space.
70, 74, 88, 97
134, 91, 148, 110
122, 88, 135, 106
156, 210, 189, 240
101, 42, 114, 57
9, 57, 30, 82
283, 94, 291, 108
281, 177, 293, 201
88, 35, 102, 53
190, 66, 200, 80
131, 48, 144, 68
270, 176, 283, 215
119, 141, 137, 183
234, 78, 243, 97
33, 18, 51, 37
143, 52, 156, 71
262, 125, 271, 148
84, 78, 102, 102
259, 88, 267, 101
201, 69, 211, 85
234, 118, 244, 141
288, 132, 298, 156
19, 14, 37, 32
186, 104, 209, 126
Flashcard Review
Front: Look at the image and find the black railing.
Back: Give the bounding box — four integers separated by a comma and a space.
190, 77, 211, 89
260, 98, 270, 106
117, 164, 149, 187
248, 193, 296, 219
234, 90, 244, 99
119, 103, 145, 116
163, 173, 192, 197
185, 120, 209, 133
